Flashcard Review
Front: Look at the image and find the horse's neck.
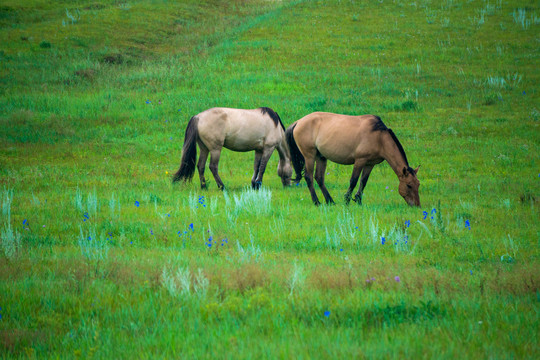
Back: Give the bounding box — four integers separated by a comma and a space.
381, 132, 408, 178
276, 135, 290, 161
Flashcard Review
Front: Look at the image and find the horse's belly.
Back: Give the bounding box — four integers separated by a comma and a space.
224, 136, 264, 152
316, 140, 358, 164
319, 149, 356, 165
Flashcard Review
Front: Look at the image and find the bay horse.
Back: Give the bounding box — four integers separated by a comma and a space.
173, 107, 292, 190
285, 112, 420, 206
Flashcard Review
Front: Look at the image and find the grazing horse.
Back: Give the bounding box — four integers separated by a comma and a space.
173, 107, 292, 190
285, 112, 420, 206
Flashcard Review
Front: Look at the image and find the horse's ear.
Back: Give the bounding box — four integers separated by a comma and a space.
414, 165, 420, 174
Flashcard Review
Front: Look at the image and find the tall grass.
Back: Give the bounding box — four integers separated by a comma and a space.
1, 188, 21, 259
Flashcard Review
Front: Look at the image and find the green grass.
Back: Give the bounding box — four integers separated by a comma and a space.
1, 0, 539, 358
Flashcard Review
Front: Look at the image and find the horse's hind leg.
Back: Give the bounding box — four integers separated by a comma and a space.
197, 144, 209, 189
303, 156, 321, 206
209, 149, 225, 190
354, 165, 374, 205
314, 157, 334, 205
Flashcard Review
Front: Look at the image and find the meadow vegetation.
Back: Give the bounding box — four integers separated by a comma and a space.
0, 0, 538, 358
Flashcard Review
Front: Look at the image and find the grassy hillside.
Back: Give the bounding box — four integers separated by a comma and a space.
0, 0, 538, 358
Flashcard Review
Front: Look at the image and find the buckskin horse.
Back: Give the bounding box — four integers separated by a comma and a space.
173, 107, 292, 190
285, 112, 420, 206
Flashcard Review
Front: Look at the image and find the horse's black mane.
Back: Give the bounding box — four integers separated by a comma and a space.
260, 107, 285, 131
372, 116, 413, 172
387, 129, 412, 169
372, 116, 388, 131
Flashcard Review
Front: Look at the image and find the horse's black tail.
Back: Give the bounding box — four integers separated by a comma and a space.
285, 121, 304, 184
173, 116, 198, 183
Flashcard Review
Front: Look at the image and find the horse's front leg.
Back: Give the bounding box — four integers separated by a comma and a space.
353, 165, 374, 205
252, 147, 274, 190
344, 161, 364, 204
251, 151, 262, 189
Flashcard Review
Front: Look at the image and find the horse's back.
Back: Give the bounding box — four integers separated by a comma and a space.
197, 107, 283, 152
294, 112, 385, 165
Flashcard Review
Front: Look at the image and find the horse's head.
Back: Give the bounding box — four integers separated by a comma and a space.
278, 158, 293, 186
398, 166, 420, 207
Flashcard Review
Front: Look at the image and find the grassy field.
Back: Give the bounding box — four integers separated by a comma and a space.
0, 0, 538, 358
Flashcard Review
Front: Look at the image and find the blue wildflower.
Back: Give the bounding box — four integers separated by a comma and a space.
135, 201, 140, 207
470, 270, 473, 275
324, 310, 330, 317
146, 100, 151, 104
189, 223, 194, 230
23, 219, 27, 225
83, 212, 89, 221
405, 220, 411, 228
422, 211, 428, 220
381, 237, 386, 245
465, 219, 471, 230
